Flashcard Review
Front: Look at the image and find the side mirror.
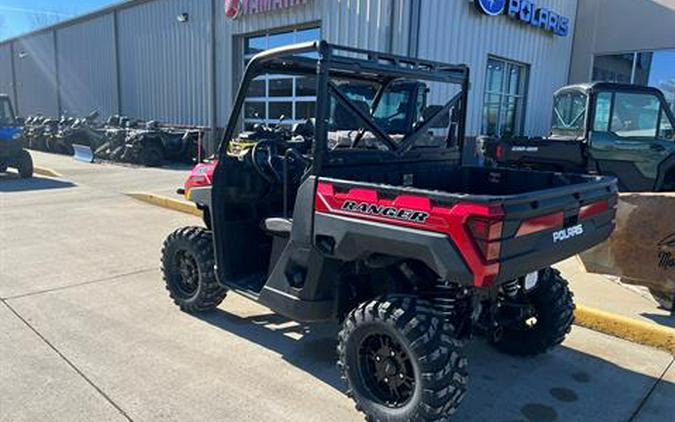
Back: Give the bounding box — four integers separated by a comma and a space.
423, 105, 450, 128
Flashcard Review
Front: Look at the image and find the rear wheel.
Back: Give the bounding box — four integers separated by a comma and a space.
140, 142, 164, 167
492, 268, 575, 356
15, 149, 33, 178
161, 226, 227, 312
338, 296, 468, 422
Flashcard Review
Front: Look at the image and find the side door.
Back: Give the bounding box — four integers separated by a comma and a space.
588, 91, 675, 191
0, 96, 20, 144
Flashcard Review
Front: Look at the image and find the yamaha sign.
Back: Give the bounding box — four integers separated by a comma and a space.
473, 0, 570, 37
226, 0, 310, 19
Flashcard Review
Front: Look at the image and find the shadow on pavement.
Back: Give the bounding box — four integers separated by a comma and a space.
641, 312, 675, 327
197, 309, 343, 390
197, 308, 674, 422
0, 173, 76, 192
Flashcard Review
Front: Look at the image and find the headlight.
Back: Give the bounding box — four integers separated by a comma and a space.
12, 132, 22, 140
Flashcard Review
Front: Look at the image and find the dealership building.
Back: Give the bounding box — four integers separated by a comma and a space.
0, 0, 673, 150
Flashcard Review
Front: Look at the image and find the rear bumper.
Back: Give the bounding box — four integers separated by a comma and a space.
497, 216, 615, 282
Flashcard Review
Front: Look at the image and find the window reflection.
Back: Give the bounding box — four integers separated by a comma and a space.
243, 26, 320, 128
593, 49, 675, 114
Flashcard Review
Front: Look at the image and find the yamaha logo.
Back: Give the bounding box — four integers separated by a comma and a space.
474, 0, 507, 16
225, 0, 242, 19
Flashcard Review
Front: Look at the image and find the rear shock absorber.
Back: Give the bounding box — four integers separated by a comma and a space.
502, 279, 520, 298
424, 283, 472, 337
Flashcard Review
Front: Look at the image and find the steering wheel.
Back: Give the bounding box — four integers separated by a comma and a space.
251, 140, 283, 184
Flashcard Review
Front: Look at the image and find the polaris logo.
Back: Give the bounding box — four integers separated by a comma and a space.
342, 201, 429, 223
553, 225, 584, 243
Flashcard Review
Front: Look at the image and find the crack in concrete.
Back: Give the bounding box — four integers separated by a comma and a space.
1, 299, 135, 422
628, 356, 675, 422
1, 267, 157, 301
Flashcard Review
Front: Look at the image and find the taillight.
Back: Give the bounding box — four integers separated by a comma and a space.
495, 144, 505, 159
579, 200, 610, 220
467, 216, 504, 262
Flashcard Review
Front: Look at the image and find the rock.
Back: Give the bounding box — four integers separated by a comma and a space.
578, 192, 675, 295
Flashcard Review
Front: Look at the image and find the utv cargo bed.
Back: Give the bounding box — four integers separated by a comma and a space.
315, 166, 617, 287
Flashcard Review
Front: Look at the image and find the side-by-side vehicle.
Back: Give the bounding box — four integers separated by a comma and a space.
0, 94, 32, 178
161, 41, 617, 422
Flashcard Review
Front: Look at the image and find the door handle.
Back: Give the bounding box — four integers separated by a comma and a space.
650, 144, 666, 152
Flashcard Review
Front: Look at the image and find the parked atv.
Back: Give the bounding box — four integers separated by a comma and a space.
93, 116, 142, 161
0, 94, 33, 178
55, 111, 107, 155
160, 42, 618, 422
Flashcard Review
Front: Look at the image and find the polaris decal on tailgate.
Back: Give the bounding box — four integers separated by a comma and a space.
341, 201, 430, 223
553, 224, 584, 243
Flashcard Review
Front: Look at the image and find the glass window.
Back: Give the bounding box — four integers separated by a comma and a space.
593, 92, 612, 132
593, 54, 634, 84
611, 93, 660, 138
0, 98, 15, 126
482, 58, 528, 137
296, 76, 317, 97
243, 26, 320, 127
659, 108, 674, 139
244, 102, 266, 119
551, 92, 587, 136
593, 49, 675, 115
268, 78, 293, 97
295, 101, 315, 120
269, 102, 292, 120
247, 78, 266, 98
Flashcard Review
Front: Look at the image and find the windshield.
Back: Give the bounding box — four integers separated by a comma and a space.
0, 98, 16, 126
340, 82, 421, 135
551, 91, 587, 138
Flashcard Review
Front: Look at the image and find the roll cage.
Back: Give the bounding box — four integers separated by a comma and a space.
218, 40, 470, 174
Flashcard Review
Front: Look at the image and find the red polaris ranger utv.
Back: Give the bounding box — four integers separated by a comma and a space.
161, 41, 618, 422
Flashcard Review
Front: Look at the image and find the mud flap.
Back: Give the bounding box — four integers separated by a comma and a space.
72, 144, 94, 163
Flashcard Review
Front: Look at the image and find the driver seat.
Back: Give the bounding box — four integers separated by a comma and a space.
263, 217, 292, 238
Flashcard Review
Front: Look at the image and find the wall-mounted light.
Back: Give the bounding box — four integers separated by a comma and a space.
177, 12, 189, 22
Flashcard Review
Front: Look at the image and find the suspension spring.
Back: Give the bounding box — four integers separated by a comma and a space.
502, 279, 520, 298
424, 283, 472, 328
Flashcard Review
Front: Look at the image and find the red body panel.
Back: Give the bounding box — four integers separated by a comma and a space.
184, 161, 216, 200
315, 181, 504, 287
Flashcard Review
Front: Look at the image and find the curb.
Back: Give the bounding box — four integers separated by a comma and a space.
34, 166, 63, 178
126, 191, 675, 354
575, 305, 675, 354
125, 192, 203, 217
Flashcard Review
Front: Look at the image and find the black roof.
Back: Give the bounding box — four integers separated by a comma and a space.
556, 82, 665, 96
246, 40, 470, 85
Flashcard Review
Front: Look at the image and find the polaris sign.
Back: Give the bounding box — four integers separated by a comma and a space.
473, 0, 570, 37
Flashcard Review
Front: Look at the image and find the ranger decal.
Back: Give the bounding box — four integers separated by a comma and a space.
341, 201, 430, 223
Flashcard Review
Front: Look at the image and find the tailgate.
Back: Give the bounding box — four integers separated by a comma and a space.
496, 180, 617, 282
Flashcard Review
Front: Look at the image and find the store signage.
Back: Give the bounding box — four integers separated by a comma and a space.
225, 0, 310, 19
473, 0, 570, 37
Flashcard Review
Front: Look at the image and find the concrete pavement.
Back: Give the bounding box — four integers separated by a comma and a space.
1, 150, 673, 422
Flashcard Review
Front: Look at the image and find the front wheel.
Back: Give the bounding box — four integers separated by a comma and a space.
15, 149, 33, 178
161, 226, 227, 313
492, 268, 575, 356
338, 296, 468, 422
